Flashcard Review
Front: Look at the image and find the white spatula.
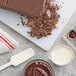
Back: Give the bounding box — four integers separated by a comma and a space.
0, 48, 35, 71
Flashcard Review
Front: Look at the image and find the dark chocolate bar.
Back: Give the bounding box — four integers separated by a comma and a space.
0, 0, 44, 16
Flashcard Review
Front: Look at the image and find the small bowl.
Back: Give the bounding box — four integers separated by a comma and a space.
23, 59, 55, 76
48, 45, 75, 66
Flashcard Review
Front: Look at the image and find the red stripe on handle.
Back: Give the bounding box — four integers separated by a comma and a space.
0, 36, 14, 50
0, 33, 15, 48
0, 39, 12, 50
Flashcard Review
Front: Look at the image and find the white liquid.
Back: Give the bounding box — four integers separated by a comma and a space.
51, 46, 74, 66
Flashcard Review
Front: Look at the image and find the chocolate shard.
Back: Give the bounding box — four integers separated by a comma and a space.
0, 0, 44, 16
26, 0, 60, 39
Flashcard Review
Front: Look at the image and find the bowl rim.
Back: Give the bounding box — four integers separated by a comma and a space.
23, 59, 55, 76
48, 45, 75, 66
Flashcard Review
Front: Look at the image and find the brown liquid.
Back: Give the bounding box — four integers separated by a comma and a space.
69, 30, 76, 38
24, 60, 54, 76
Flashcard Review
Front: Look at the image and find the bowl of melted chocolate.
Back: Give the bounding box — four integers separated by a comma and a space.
24, 59, 54, 76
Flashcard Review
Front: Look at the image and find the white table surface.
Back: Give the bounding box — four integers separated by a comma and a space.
0, 10, 76, 76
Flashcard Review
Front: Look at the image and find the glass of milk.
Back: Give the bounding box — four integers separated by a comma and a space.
49, 45, 74, 66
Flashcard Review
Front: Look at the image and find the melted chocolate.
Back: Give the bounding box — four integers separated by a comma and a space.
24, 60, 54, 76
69, 30, 76, 38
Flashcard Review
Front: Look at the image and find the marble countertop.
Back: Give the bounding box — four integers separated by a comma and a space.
0, 11, 76, 76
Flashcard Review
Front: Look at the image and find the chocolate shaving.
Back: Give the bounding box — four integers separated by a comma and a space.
20, 17, 25, 26
20, 0, 60, 39
17, 24, 19, 26
25, 0, 60, 39
21, 14, 25, 16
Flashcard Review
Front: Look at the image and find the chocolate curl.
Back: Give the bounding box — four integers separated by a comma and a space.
26, 0, 60, 39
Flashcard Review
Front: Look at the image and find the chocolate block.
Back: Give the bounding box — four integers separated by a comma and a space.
0, 0, 44, 16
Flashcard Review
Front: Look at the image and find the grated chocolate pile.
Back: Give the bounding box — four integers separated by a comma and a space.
26, 0, 60, 39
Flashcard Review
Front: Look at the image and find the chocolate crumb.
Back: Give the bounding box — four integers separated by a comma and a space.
20, 17, 25, 26
17, 24, 19, 26
21, 14, 25, 16
26, 0, 60, 39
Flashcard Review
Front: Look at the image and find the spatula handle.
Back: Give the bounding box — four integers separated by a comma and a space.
0, 62, 11, 71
